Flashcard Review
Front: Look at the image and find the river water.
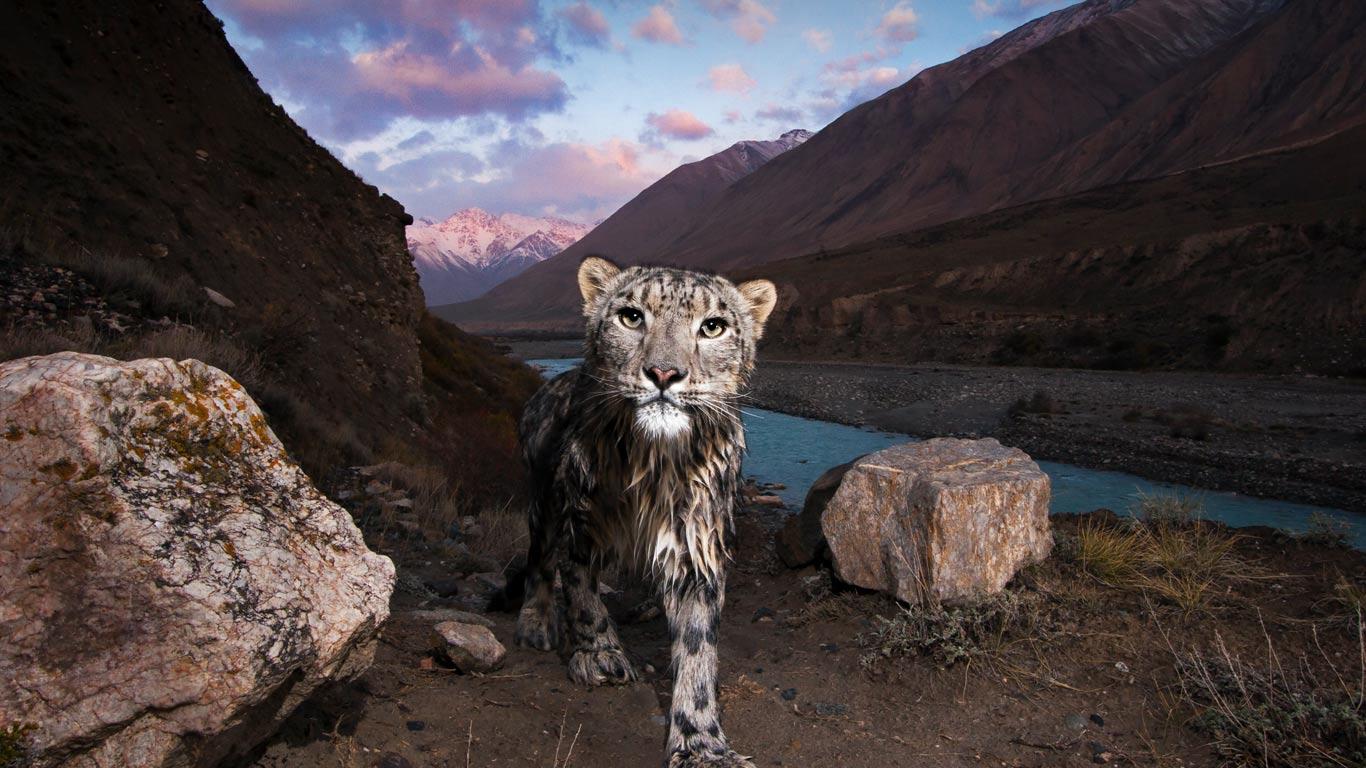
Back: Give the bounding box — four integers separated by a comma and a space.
529, 358, 1364, 548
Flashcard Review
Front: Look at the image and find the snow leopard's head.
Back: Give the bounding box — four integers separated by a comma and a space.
577, 256, 777, 441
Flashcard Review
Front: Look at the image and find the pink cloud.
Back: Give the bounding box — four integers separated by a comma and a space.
972, 0, 1062, 19
558, 2, 611, 48
632, 5, 686, 45
207, 0, 568, 140
802, 28, 832, 53
352, 42, 564, 117
707, 63, 756, 94
700, 0, 776, 44
875, 2, 920, 43
644, 109, 715, 140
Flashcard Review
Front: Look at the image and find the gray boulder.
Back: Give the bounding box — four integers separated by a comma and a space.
0, 352, 395, 767
431, 621, 506, 673
821, 438, 1052, 605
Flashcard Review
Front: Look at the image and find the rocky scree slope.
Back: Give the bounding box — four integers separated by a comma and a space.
0, 0, 539, 488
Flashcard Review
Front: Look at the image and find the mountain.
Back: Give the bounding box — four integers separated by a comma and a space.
0, 0, 539, 494
741, 122, 1366, 375
407, 209, 591, 304
434, 128, 812, 327
441, 0, 1366, 341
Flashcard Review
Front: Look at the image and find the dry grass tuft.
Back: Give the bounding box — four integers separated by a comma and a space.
1068, 494, 1247, 612
858, 589, 1047, 669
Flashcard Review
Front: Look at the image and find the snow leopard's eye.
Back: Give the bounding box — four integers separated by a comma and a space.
699, 317, 727, 338
617, 307, 645, 329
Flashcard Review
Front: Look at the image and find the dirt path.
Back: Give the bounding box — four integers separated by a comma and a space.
249, 498, 1366, 768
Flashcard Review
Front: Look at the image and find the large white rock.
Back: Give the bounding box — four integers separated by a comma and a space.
821, 438, 1052, 605
0, 352, 395, 767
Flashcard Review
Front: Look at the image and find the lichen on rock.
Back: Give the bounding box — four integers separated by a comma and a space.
0, 352, 395, 767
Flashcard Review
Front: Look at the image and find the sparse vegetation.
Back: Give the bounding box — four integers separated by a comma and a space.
1300, 511, 1354, 548
1172, 622, 1366, 767
39, 246, 204, 320
1009, 389, 1062, 417
858, 589, 1046, 669
1157, 404, 1219, 441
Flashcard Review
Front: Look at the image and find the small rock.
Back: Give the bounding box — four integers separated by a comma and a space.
1114, 661, 1130, 673
819, 642, 839, 653
812, 702, 847, 717
407, 609, 494, 628
1065, 714, 1088, 731
424, 577, 466, 598
374, 753, 412, 768
203, 286, 236, 308
405, 720, 425, 732
1093, 752, 1113, 764
780, 688, 798, 701
472, 572, 507, 593
651, 714, 668, 726
431, 621, 506, 673
751, 606, 776, 623
388, 498, 414, 510
752, 494, 785, 507
194, 148, 210, 161
463, 523, 485, 540
765, 483, 787, 490
1089, 713, 1105, 727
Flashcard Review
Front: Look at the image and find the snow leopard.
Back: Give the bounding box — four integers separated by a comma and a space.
513, 256, 776, 768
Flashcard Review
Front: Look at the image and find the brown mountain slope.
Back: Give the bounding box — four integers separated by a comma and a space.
742, 123, 1366, 375
446, 0, 1366, 338
0, 0, 538, 491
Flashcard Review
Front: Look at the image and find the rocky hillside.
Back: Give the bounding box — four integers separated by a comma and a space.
443, 0, 1366, 361
407, 209, 592, 305
745, 124, 1366, 375
0, 0, 539, 492
436, 129, 811, 329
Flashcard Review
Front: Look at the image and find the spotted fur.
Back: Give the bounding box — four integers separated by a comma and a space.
514, 256, 776, 768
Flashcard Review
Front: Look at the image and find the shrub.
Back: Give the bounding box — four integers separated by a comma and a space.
858, 590, 1044, 669
124, 326, 265, 392
0, 322, 102, 362
1009, 390, 1061, 417
1157, 404, 1218, 441
1298, 511, 1353, 548
1174, 628, 1365, 767
41, 247, 203, 320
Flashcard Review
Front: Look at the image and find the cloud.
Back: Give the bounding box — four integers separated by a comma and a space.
723, 109, 743, 124
875, 2, 920, 43
802, 28, 833, 53
396, 130, 436, 151
699, 0, 777, 44
207, 0, 568, 142
755, 104, 804, 124
707, 63, 757, 94
558, 2, 612, 48
361, 136, 661, 221
972, 0, 1062, 19
807, 49, 919, 122
632, 5, 686, 45
643, 109, 715, 141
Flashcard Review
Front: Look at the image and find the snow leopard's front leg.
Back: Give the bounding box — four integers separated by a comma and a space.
662, 570, 754, 768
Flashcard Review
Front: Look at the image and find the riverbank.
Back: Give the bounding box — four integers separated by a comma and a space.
499, 341, 1366, 513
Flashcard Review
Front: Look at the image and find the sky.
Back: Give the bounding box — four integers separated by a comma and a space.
207, 0, 1070, 223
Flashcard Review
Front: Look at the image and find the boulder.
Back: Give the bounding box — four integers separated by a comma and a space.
0, 352, 395, 767
431, 621, 506, 673
821, 439, 1052, 605
774, 459, 860, 568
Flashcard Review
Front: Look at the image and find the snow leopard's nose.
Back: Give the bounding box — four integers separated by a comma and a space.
644, 365, 687, 390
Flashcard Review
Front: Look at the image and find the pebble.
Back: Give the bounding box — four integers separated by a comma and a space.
819, 642, 839, 653
1064, 714, 1088, 731
780, 688, 798, 701
1090, 713, 1105, 727
812, 702, 847, 717
751, 606, 776, 622
373, 754, 412, 768
405, 720, 425, 731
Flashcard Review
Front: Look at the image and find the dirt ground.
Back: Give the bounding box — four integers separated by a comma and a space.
248, 494, 1366, 768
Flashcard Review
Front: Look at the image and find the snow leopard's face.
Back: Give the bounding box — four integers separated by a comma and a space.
577, 257, 777, 441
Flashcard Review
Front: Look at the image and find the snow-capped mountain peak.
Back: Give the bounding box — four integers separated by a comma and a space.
407, 209, 593, 305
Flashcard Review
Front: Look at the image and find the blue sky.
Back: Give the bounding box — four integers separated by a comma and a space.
207, 1, 1069, 222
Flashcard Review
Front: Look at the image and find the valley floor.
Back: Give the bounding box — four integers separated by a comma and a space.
249, 501, 1366, 768
746, 359, 1366, 514
497, 340, 1366, 513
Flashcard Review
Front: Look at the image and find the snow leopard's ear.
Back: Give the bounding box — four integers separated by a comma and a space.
737, 279, 777, 336
578, 255, 620, 311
